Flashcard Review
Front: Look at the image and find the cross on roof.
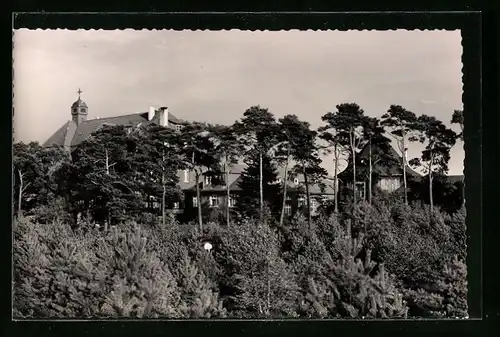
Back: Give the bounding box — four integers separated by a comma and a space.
77, 88, 83, 98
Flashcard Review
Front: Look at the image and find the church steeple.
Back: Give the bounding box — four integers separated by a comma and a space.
71, 88, 88, 125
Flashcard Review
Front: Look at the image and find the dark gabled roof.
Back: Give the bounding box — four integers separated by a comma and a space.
183, 164, 246, 192
71, 113, 149, 146
183, 163, 336, 195
44, 121, 71, 148
44, 111, 186, 148
339, 142, 421, 178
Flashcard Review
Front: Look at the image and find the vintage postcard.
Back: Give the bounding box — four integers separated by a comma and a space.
12, 14, 478, 325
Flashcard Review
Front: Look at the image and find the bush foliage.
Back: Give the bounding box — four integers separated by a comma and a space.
13, 198, 467, 319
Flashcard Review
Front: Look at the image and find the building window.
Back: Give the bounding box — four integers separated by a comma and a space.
183, 170, 189, 183
294, 178, 299, 184
72, 108, 77, 113
173, 202, 180, 209
229, 195, 236, 208
377, 177, 401, 193
193, 196, 198, 207
284, 204, 292, 215
81, 108, 87, 113
209, 196, 219, 208
355, 181, 366, 200
175, 124, 183, 132
311, 199, 317, 210
298, 196, 305, 208
204, 176, 212, 186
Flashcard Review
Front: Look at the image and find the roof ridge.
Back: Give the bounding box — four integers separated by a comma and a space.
82, 112, 146, 122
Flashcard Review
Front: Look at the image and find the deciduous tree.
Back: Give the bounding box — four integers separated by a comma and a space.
70, 125, 145, 229
13, 142, 69, 215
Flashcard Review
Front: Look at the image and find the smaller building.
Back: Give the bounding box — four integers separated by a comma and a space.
338, 142, 421, 201
171, 163, 338, 220
337, 141, 465, 206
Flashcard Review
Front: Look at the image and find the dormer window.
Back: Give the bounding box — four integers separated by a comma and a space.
294, 178, 299, 184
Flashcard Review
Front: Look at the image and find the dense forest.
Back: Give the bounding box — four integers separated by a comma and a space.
13, 103, 467, 319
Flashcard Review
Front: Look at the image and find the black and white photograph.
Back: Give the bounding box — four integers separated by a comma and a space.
12, 28, 466, 319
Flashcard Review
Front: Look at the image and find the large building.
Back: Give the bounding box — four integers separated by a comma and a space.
44, 89, 187, 150
44, 92, 338, 219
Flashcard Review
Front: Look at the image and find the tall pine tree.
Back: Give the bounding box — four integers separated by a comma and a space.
236, 149, 281, 220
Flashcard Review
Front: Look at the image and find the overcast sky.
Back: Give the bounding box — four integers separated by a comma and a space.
13, 29, 464, 175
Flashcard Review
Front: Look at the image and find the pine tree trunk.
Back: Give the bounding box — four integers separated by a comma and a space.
303, 166, 312, 228
162, 149, 166, 226
352, 144, 357, 205
266, 261, 271, 317
333, 145, 339, 213
105, 149, 110, 175
368, 139, 372, 205
279, 146, 291, 227
259, 150, 264, 220
195, 171, 203, 232
429, 152, 434, 212
162, 171, 166, 227
225, 159, 231, 228
401, 126, 408, 205
17, 169, 23, 216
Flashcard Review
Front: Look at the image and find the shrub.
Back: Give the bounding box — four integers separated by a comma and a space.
404, 255, 468, 318
176, 252, 227, 318
215, 220, 299, 317
378, 220, 444, 288
13, 197, 467, 319
300, 221, 408, 319
13, 216, 105, 318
